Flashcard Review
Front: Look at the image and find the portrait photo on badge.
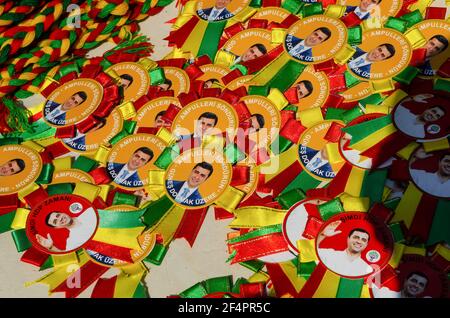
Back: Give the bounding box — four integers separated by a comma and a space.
337, 0, 402, 23
196, 0, 251, 22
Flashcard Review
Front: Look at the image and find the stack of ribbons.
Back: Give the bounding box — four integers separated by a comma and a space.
0, 0, 449, 298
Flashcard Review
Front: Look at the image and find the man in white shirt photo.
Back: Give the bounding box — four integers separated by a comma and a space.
198, 0, 234, 22
36, 208, 98, 252
348, 43, 395, 79
410, 152, 450, 198
371, 271, 430, 298
109, 147, 154, 187
44, 91, 88, 125
420, 34, 449, 76
232, 44, 267, 65
288, 27, 332, 62
344, 0, 382, 21
167, 161, 214, 207
317, 221, 374, 277
0, 158, 25, 176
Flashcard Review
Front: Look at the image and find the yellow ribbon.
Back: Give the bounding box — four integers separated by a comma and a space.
404, 28, 426, 49
264, 145, 298, 182
267, 88, 289, 111
215, 187, 245, 212
18, 183, 40, 202
21, 140, 45, 153
249, 51, 291, 86
138, 58, 158, 71
370, 79, 395, 93
229, 206, 286, 228
117, 101, 137, 120
73, 183, 100, 202
403, 245, 426, 256
423, 139, 450, 153
396, 142, 419, 160
324, 5, 346, 18
92, 144, 111, 165
340, 193, 370, 212
297, 108, 324, 127
156, 128, 176, 146
52, 157, 72, 172
391, 183, 422, 228
114, 269, 147, 298
52, 253, 79, 268
11, 208, 30, 230
365, 104, 390, 114
380, 89, 408, 109
93, 227, 143, 250
350, 123, 397, 152
148, 204, 185, 246
334, 45, 356, 65
325, 143, 344, 165
297, 239, 318, 263
98, 185, 113, 202
214, 50, 235, 67
388, 243, 405, 268
344, 166, 366, 197
313, 270, 341, 298
271, 28, 287, 45
433, 244, 450, 261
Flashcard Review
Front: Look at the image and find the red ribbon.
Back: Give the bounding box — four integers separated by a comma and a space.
303, 215, 324, 239
325, 162, 353, 198
157, 58, 187, 69
164, 16, 200, 48
23, 187, 48, 207
184, 64, 204, 81
340, 11, 362, 27
214, 207, 234, 220
55, 126, 76, 139
387, 159, 410, 181
241, 45, 284, 74
20, 246, 49, 267
279, 118, 306, 143
297, 262, 328, 298
279, 14, 299, 29
222, 69, 244, 85
83, 240, 134, 264
410, 48, 427, 67
233, 101, 252, 123
284, 87, 299, 104
265, 263, 301, 297
89, 167, 112, 185
178, 91, 199, 106
173, 207, 208, 247
425, 6, 447, 19
162, 103, 181, 123
201, 87, 222, 98
247, 19, 268, 29
220, 89, 242, 105
314, 60, 340, 74
91, 276, 117, 298
264, 161, 303, 197
239, 282, 266, 298
224, 22, 245, 39
408, 194, 438, 242
368, 203, 393, 223
328, 72, 347, 94
437, 58, 450, 78
0, 194, 19, 216
43, 141, 71, 159
196, 55, 213, 66
324, 122, 344, 142
323, 94, 345, 109
231, 165, 250, 187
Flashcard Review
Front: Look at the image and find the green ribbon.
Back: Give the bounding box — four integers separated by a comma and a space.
98, 208, 145, 228
359, 93, 384, 107
150, 67, 166, 85
156, 0, 176, 7
154, 146, 177, 169
141, 195, 174, 229
35, 163, 54, 185
0, 137, 22, 145
427, 199, 450, 246
336, 278, 364, 298
317, 198, 343, 221
279, 171, 321, 195
179, 282, 208, 298
204, 276, 233, 294
360, 169, 388, 205
109, 120, 137, 145
393, 66, 419, 85
228, 224, 282, 245
112, 192, 137, 207
283, 105, 298, 112
271, 135, 293, 155
133, 283, 148, 298
248, 85, 269, 97
388, 222, 405, 243
11, 229, 32, 252
239, 260, 265, 273
434, 79, 450, 93
0, 211, 16, 234
223, 143, 246, 165
230, 63, 248, 75
265, 60, 306, 92
325, 108, 347, 120
144, 243, 168, 265
347, 26, 362, 46
5, 119, 55, 141
384, 17, 408, 33
197, 20, 228, 61
276, 188, 306, 209
46, 183, 74, 195
39, 256, 54, 271
297, 261, 316, 279
282, 0, 304, 14
73, 156, 97, 172
342, 115, 392, 146
58, 63, 80, 78
384, 197, 401, 211
301, 3, 323, 17
399, 10, 423, 28
249, 0, 262, 8
344, 70, 361, 89
232, 277, 249, 294
340, 106, 364, 124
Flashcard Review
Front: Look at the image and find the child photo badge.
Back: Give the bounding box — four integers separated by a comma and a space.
43, 79, 103, 127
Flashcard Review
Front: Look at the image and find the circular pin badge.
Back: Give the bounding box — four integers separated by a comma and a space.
285, 15, 348, 64
371, 254, 449, 298
252, 6, 292, 23
283, 197, 330, 254
339, 81, 372, 103
347, 28, 412, 81
337, 0, 403, 23
316, 212, 394, 278
414, 20, 450, 78
109, 62, 150, 102
62, 109, 123, 153
408, 146, 450, 199
392, 93, 449, 142
339, 113, 390, 169
240, 95, 281, 151
224, 74, 252, 91
86, 205, 156, 267
165, 148, 232, 208
43, 79, 104, 127
0, 144, 43, 195
135, 97, 181, 130
196, 0, 251, 22
51, 169, 95, 184
221, 29, 273, 66
288, 66, 329, 110
298, 120, 346, 181
198, 64, 230, 88
26, 194, 99, 254
106, 134, 167, 190
160, 67, 191, 95
171, 97, 239, 141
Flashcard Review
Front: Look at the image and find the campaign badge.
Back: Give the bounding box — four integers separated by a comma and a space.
165, 148, 232, 208
62, 109, 123, 153
339, 81, 372, 103
26, 194, 99, 254
337, 0, 403, 23
316, 212, 393, 278
347, 28, 412, 81
196, 0, 251, 22
408, 146, 450, 199
135, 97, 181, 130
414, 20, 450, 78
86, 205, 156, 267
285, 15, 348, 64
109, 62, 150, 102
251, 6, 292, 24
339, 113, 387, 169
43, 79, 103, 127
171, 97, 239, 142
106, 134, 167, 190
288, 66, 329, 110
283, 197, 330, 254
298, 120, 346, 181
0, 144, 42, 195
160, 67, 191, 95
392, 93, 449, 142
198, 64, 230, 88
221, 29, 274, 66
51, 169, 95, 185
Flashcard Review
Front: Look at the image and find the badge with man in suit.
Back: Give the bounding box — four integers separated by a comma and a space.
44, 91, 88, 126
343, 0, 382, 21
347, 43, 396, 79
287, 27, 332, 62
197, 0, 235, 22
419, 35, 448, 77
